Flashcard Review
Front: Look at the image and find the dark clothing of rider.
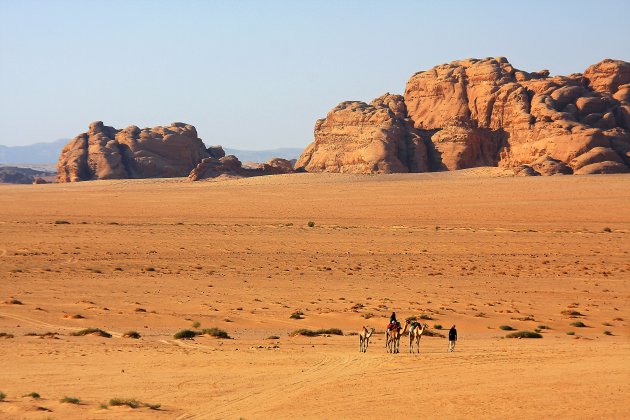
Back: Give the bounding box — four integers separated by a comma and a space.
389, 312, 399, 329
449, 326, 458, 341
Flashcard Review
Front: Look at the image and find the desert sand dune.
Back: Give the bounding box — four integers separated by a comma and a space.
0, 172, 629, 418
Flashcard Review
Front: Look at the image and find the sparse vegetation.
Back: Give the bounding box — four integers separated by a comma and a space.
201, 327, 230, 339
570, 321, 587, 328
506, 331, 542, 339
267, 335, 280, 340
60, 396, 81, 404
144, 267, 156, 272
602, 322, 612, 326
192, 321, 201, 328
54, 220, 71, 224
362, 312, 374, 319
603, 227, 612, 232
70, 328, 112, 338
567, 331, 575, 336
0, 332, 15, 339
290, 328, 343, 337
537, 325, 551, 330
289, 311, 304, 320
561, 310, 584, 317
5, 298, 23, 305
307, 221, 315, 227
433, 324, 442, 330
123, 331, 141, 339
23, 392, 40, 399
419, 314, 433, 320
109, 398, 140, 409
603, 330, 612, 336
499, 325, 515, 331
0, 391, 6, 401
173, 329, 197, 339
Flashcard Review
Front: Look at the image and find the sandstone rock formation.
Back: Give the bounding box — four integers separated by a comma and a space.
188, 155, 293, 181
57, 122, 291, 182
297, 58, 630, 175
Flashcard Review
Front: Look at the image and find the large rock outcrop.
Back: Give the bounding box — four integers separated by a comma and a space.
297, 57, 630, 175
57, 122, 211, 182
57, 122, 292, 182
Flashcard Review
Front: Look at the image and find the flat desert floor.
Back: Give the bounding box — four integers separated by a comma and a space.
1, 171, 629, 419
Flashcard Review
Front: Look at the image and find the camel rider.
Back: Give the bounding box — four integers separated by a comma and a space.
388, 312, 400, 331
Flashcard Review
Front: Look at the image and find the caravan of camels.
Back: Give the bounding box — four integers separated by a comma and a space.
359, 319, 430, 354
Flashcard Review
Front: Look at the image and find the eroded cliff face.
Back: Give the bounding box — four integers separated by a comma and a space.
297, 57, 630, 175
57, 122, 211, 182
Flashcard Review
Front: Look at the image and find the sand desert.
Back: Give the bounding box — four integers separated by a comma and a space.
1, 170, 629, 419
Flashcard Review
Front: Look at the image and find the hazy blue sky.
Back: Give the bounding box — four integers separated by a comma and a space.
1, 0, 629, 148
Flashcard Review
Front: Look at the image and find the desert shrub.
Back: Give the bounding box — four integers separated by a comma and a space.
5, 299, 22, 305
70, 328, 112, 338
603, 227, 612, 232
603, 330, 612, 336
433, 324, 442, 330
173, 329, 198, 339
123, 331, 141, 339
201, 328, 230, 339
60, 397, 80, 404
145, 402, 161, 410
566, 331, 575, 335
144, 267, 156, 272
289, 311, 304, 320
99, 403, 108, 409
602, 322, 612, 326
570, 321, 587, 328
290, 328, 343, 337
537, 325, 551, 330
192, 321, 201, 328
499, 325, 515, 331
506, 331, 542, 339
419, 314, 433, 320
23, 392, 40, 399
109, 398, 140, 409
561, 310, 584, 317
266, 335, 280, 340
54, 220, 71, 224
307, 221, 315, 227
0, 391, 5, 401
362, 312, 374, 319
0, 332, 14, 339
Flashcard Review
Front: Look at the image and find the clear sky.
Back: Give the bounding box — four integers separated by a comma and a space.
1, 0, 629, 148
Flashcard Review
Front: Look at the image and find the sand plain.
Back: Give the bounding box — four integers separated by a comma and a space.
0, 171, 629, 419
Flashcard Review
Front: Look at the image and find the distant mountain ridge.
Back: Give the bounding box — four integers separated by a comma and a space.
0, 140, 303, 166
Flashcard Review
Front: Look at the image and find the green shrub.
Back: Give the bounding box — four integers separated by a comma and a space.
23, 392, 40, 399
60, 397, 80, 404
70, 328, 112, 338
603, 330, 612, 336
123, 331, 141, 339
505, 331, 542, 339
561, 310, 584, 317
145, 402, 161, 410
5, 299, 22, 305
201, 328, 230, 339
537, 325, 551, 330
603, 227, 612, 232
419, 314, 433, 320
499, 325, 515, 331
0, 391, 6, 401
570, 321, 586, 328
192, 321, 201, 328
602, 322, 612, 326
566, 331, 575, 336
289, 311, 304, 320
290, 328, 343, 337
267, 335, 280, 340
173, 329, 198, 339
109, 398, 140, 409
307, 221, 315, 227
433, 324, 442, 330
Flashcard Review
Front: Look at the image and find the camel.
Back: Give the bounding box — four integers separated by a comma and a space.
409, 322, 428, 353
359, 326, 375, 353
386, 320, 409, 354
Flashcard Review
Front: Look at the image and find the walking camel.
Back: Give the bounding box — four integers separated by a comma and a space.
386, 319, 409, 354
359, 326, 375, 353
409, 322, 428, 353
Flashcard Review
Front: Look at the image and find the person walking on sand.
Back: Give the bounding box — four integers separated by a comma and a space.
448, 325, 457, 352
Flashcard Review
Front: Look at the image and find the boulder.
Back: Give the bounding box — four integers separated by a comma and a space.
529, 155, 573, 176
574, 161, 630, 175
584, 59, 630, 94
